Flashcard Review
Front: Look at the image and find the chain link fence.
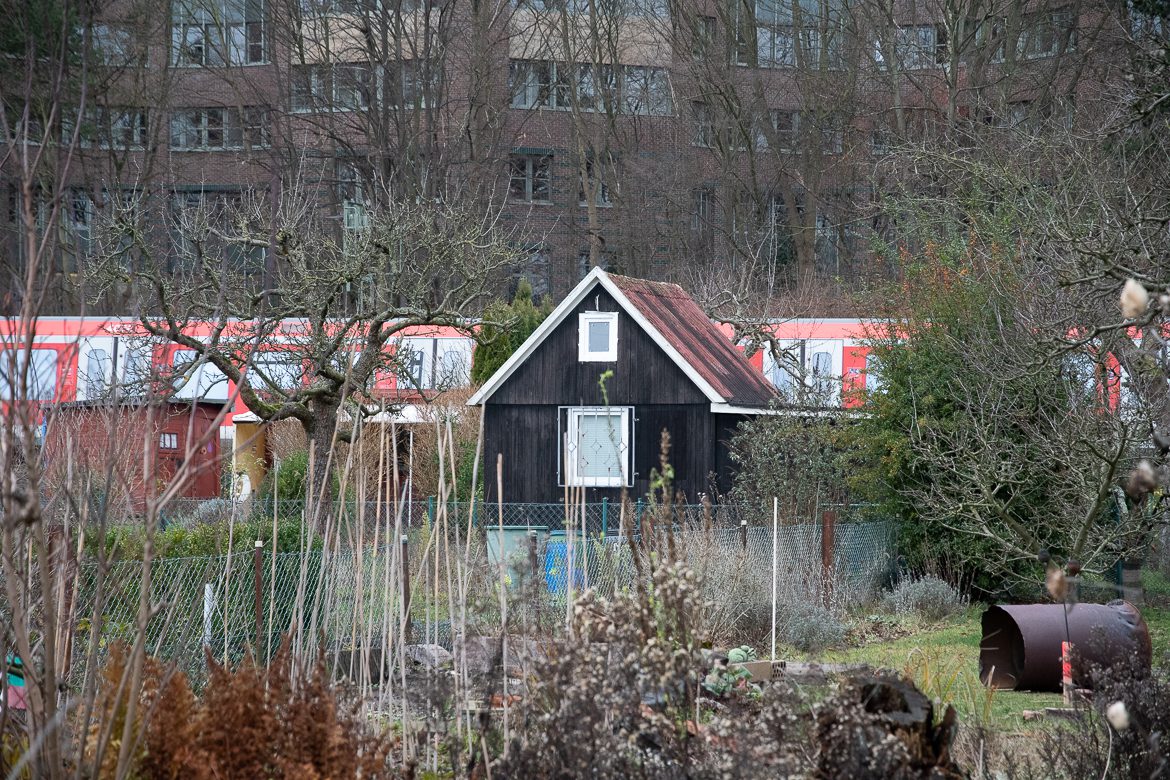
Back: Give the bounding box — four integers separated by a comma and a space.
155, 496, 876, 537
66, 515, 894, 684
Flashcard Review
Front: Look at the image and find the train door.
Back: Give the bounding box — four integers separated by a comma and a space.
762, 339, 842, 404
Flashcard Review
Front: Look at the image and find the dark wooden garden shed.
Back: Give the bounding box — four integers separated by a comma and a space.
468, 269, 777, 504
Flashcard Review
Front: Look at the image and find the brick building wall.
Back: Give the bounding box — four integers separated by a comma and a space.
1, 0, 1136, 311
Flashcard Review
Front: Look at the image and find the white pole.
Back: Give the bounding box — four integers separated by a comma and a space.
203, 583, 214, 650
771, 496, 778, 662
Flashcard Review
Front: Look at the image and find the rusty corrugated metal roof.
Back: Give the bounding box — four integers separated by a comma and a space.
607, 274, 777, 408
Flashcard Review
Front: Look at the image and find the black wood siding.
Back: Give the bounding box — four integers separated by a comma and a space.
489, 288, 708, 406
485, 403, 724, 504
482, 286, 751, 505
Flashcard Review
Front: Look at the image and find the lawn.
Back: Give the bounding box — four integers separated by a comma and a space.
793, 579, 1170, 733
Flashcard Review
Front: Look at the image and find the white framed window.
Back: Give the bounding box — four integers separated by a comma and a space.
159, 432, 179, 450
247, 354, 303, 393
578, 311, 618, 362
172, 349, 230, 401
565, 406, 631, 487
0, 349, 58, 401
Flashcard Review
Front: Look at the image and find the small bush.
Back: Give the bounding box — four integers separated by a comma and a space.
883, 575, 966, 622
779, 601, 846, 652
93, 515, 317, 559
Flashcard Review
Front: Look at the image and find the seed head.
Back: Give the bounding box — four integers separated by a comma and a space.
1106, 700, 1130, 731
1121, 279, 1150, 319
1126, 460, 1158, 499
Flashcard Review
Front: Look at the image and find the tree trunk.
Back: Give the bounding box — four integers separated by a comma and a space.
305, 399, 341, 529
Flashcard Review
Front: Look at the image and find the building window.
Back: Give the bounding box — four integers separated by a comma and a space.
513, 245, 551, 300
693, 15, 717, 59
578, 311, 618, 362
66, 190, 94, 260
965, 15, 1007, 63
508, 154, 553, 203
172, 0, 266, 66
578, 157, 613, 207
621, 66, 672, 115
0, 349, 58, 401
299, 0, 410, 15
290, 62, 431, 112
1017, 8, 1076, 59
333, 64, 374, 110
768, 109, 799, 151
691, 187, 714, 232
83, 107, 149, 149
693, 102, 714, 147
508, 60, 670, 115
159, 432, 179, 450
169, 107, 269, 150
565, 406, 630, 487
577, 250, 612, 280
821, 119, 842, 154
92, 24, 135, 66
737, 0, 844, 69
876, 25, 945, 70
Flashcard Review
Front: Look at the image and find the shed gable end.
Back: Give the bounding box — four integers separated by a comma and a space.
488, 288, 707, 406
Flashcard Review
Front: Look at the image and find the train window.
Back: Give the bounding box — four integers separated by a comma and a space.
247, 355, 302, 393
85, 348, 111, 398
434, 339, 472, 389
172, 350, 229, 401
765, 348, 797, 394
0, 349, 58, 400
1062, 353, 1097, 398
811, 351, 833, 399
865, 353, 883, 392
121, 345, 152, 396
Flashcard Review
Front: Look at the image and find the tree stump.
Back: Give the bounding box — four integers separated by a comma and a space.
815, 674, 963, 779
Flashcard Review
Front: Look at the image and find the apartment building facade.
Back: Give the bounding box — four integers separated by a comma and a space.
2, 0, 1139, 312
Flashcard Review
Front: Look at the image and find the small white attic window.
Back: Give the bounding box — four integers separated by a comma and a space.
578, 311, 618, 362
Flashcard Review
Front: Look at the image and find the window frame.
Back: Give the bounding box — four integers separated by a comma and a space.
508, 154, 553, 204
578, 311, 618, 362
171, 0, 267, 67
0, 348, 59, 401
563, 405, 632, 487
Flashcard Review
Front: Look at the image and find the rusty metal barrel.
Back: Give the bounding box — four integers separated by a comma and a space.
979, 601, 1151, 692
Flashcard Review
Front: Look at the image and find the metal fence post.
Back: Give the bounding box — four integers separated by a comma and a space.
401, 534, 412, 644
635, 498, 643, 534
528, 530, 539, 580
821, 510, 837, 608
739, 519, 748, 551
601, 498, 608, 538
253, 540, 263, 651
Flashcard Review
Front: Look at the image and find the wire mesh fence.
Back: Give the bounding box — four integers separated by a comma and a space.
154, 496, 877, 537
66, 517, 894, 685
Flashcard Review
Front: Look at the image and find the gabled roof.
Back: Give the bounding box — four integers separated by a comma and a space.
467, 268, 778, 411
